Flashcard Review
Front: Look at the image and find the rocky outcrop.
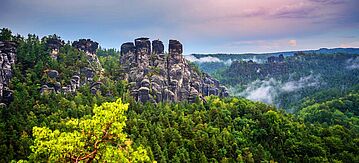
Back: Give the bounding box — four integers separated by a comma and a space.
47, 70, 59, 79
41, 39, 104, 95
267, 54, 284, 63
120, 38, 228, 103
72, 39, 99, 54
0, 41, 17, 105
45, 37, 64, 60
152, 40, 164, 55
72, 39, 102, 71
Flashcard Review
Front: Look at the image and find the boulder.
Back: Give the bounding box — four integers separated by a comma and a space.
163, 89, 175, 101
188, 87, 199, 103
2, 89, 14, 103
169, 39, 183, 54
70, 75, 80, 89
90, 82, 103, 95
48, 70, 59, 79
45, 37, 64, 50
72, 75, 80, 82
54, 82, 61, 92
91, 81, 102, 89
138, 87, 150, 103
120, 42, 137, 66
40, 85, 55, 95
208, 88, 218, 96
121, 42, 136, 55
131, 89, 139, 100
135, 37, 151, 56
62, 86, 72, 94
151, 82, 161, 92
72, 39, 99, 54
152, 40, 164, 54
81, 67, 95, 81
141, 79, 150, 87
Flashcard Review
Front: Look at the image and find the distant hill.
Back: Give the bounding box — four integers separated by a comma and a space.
190, 48, 359, 59
185, 48, 359, 74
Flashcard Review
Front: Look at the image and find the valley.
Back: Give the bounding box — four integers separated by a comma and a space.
189, 50, 359, 111
0, 28, 358, 162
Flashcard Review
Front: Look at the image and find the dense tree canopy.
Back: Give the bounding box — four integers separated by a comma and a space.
209, 52, 359, 110
29, 99, 149, 162
0, 28, 358, 162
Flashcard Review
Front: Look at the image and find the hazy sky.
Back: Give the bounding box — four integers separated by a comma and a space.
1, 0, 358, 54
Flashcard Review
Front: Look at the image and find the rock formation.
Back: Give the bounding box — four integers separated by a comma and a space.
0, 41, 17, 105
267, 54, 284, 63
120, 38, 228, 103
152, 40, 164, 54
45, 37, 64, 60
41, 39, 104, 95
72, 39, 102, 71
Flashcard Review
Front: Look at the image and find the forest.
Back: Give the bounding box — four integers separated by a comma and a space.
0, 28, 359, 162
193, 52, 359, 111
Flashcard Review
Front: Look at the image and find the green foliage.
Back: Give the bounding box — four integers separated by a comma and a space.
29, 99, 150, 162
0, 28, 13, 41
0, 29, 128, 162
298, 93, 359, 128
125, 96, 359, 162
98, 54, 123, 80
97, 47, 119, 57
1, 28, 359, 163
212, 53, 359, 110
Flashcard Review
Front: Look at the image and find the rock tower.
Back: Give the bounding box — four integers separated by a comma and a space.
120, 38, 228, 103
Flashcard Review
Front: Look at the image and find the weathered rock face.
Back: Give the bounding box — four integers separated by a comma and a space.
169, 40, 183, 54
135, 38, 151, 55
267, 54, 284, 63
152, 40, 164, 54
0, 41, 17, 105
47, 70, 59, 79
45, 37, 64, 60
72, 39, 102, 71
72, 39, 99, 54
121, 42, 135, 55
41, 39, 104, 95
120, 38, 228, 103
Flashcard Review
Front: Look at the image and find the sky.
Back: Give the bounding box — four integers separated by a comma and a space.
1, 0, 359, 54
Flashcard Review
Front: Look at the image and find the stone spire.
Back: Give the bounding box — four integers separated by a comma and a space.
120, 38, 229, 103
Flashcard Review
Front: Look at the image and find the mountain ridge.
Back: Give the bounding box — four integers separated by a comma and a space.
191, 47, 359, 57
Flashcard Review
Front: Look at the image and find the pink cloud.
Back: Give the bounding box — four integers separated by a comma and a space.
340, 41, 359, 48
271, 2, 317, 18
289, 40, 297, 46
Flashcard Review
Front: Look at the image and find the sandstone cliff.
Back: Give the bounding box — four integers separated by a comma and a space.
0, 41, 17, 105
41, 38, 103, 95
120, 38, 228, 103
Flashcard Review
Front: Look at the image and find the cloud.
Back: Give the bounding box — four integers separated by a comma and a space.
185, 54, 236, 65
288, 40, 297, 46
238, 74, 321, 105
223, 39, 301, 53
270, 2, 316, 18
238, 8, 267, 17
1, 0, 358, 53
339, 41, 359, 48
184, 55, 221, 63
346, 57, 359, 69
238, 78, 279, 104
309, 0, 345, 5
282, 74, 320, 91
241, 56, 266, 63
